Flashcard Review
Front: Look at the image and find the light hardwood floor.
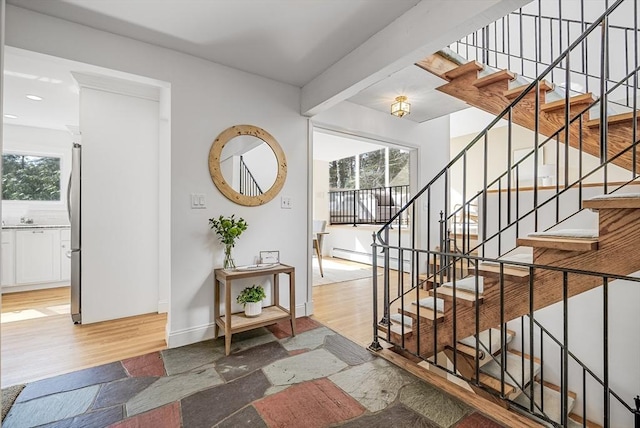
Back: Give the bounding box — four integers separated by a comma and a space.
1, 287, 167, 388
311, 257, 421, 347
1, 259, 393, 388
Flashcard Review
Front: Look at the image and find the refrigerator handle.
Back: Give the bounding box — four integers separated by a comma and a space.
67, 173, 72, 223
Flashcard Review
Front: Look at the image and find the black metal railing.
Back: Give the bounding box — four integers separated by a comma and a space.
328, 185, 409, 226
371, 0, 640, 426
239, 156, 263, 197
451, 0, 640, 110
371, 248, 639, 427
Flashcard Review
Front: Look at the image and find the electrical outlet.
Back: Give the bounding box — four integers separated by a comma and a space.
191, 193, 206, 209
281, 196, 292, 209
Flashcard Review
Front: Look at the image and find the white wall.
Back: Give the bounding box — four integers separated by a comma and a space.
313, 159, 330, 228
6, 5, 308, 347
2, 124, 72, 225
450, 120, 631, 209
79, 85, 159, 324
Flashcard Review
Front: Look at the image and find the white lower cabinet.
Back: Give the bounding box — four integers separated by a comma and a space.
1, 231, 15, 286
16, 229, 61, 284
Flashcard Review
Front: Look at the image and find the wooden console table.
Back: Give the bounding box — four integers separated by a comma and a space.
214, 264, 296, 355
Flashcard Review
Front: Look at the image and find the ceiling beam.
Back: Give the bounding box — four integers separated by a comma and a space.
301, 0, 530, 117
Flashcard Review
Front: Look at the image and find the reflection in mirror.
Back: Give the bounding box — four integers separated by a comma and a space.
220, 135, 278, 197
209, 125, 287, 207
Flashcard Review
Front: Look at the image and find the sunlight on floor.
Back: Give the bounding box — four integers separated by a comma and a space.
1, 304, 70, 324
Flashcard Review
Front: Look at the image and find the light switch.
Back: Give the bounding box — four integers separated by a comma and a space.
281, 196, 292, 209
191, 193, 206, 209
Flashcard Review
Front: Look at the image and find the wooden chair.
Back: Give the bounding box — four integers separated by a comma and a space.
313, 220, 328, 277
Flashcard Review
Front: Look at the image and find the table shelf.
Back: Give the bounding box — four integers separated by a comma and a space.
214, 264, 295, 355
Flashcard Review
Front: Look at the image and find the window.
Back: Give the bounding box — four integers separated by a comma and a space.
2, 154, 61, 201
329, 147, 409, 190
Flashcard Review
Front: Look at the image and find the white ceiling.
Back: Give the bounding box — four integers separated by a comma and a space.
3, 49, 79, 130
9, 0, 421, 87
3, 0, 524, 131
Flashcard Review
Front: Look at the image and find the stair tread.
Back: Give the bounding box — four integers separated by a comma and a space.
441, 275, 485, 293
568, 413, 603, 428
473, 70, 515, 88
471, 264, 530, 281
517, 236, 598, 252
429, 286, 483, 306
479, 253, 532, 271
443, 60, 483, 80
513, 381, 576, 425
540, 92, 594, 112
504, 80, 554, 99
400, 305, 445, 323
586, 110, 640, 128
583, 193, 640, 209
480, 351, 541, 390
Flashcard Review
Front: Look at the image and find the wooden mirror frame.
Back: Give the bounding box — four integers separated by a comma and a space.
209, 125, 287, 206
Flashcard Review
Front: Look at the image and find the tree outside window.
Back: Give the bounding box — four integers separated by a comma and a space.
2, 154, 61, 201
329, 147, 409, 190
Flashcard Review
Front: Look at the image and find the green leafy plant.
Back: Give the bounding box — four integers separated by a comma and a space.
209, 214, 248, 246
236, 284, 266, 305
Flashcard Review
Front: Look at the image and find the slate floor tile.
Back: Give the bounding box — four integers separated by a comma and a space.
455, 412, 505, 427
93, 377, 158, 409
41, 405, 123, 428
262, 348, 348, 386
181, 370, 270, 427
338, 403, 439, 428
329, 358, 416, 412
121, 352, 165, 377
3, 385, 100, 428
125, 365, 223, 416
324, 334, 375, 366
17, 362, 127, 402
229, 327, 277, 353
267, 316, 322, 339
399, 381, 470, 427
217, 405, 267, 428
215, 341, 289, 381
161, 340, 224, 376
110, 401, 181, 428
279, 326, 334, 351
254, 378, 365, 428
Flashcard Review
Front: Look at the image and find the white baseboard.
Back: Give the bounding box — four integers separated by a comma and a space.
167, 302, 312, 348
157, 300, 169, 314
1, 281, 69, 294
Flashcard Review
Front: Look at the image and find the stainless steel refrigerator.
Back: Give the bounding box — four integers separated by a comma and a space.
67, 142, 82, 324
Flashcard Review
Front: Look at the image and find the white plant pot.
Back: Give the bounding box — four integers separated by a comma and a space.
244, 301, 262, 318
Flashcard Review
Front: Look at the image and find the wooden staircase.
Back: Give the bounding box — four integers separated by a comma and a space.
379, 193, 638, 426
417, 53, 640, 173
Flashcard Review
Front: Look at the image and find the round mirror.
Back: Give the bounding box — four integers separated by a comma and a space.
209, 125, 287, 206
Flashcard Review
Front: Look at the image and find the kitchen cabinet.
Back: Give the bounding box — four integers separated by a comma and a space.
1, 231, 15, 286
60, 229, 71, 281
16, 229, 61, 284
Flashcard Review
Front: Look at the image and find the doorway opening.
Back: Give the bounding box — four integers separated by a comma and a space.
1, 47, 171, 387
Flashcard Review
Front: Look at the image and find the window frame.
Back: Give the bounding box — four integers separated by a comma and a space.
2, 150, 65, 204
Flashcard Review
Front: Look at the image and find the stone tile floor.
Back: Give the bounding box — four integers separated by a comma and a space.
2, 317, 505, 427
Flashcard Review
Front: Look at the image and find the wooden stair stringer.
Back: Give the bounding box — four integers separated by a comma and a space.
431, 63, 640, 173
401, 206, 640, 359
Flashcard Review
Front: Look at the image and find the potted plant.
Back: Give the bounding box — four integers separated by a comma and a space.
236, 284, 266, 317
209, 214, 248, 269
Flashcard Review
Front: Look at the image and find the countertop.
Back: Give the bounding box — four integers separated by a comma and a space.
2, 224, 70, 230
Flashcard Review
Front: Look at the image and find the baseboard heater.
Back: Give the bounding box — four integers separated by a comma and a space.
331, 248, 412, 272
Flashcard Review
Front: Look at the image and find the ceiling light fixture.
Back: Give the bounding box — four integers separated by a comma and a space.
390, 95, 410, 117
4, 114, 18, 119
26, 94, 44, 101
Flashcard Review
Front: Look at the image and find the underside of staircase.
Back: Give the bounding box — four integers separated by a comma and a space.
417, 53, 640, 174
